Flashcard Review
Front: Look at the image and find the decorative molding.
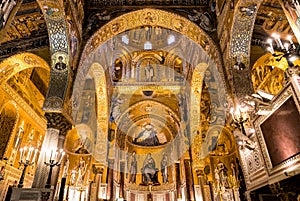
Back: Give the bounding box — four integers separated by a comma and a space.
2, 84, 47, 129
0, 35, 49, 62
125, 182, 176, 192
89, 0, 209, 7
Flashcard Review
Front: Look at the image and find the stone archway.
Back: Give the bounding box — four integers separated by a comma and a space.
229, 0, 263, 98
0, 52, 50, 86
32, 0, 72, 112
73, 9, 227, 159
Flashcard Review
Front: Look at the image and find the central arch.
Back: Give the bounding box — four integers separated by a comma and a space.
72, 8, 227, 164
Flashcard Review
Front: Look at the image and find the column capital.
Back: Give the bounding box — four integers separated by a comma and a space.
92, 163, 104, 175
45, 113, 73, 136
195, 169, 204, 177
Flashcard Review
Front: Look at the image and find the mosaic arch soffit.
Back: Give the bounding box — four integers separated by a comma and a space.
0, 52, 50, 86
71, 62, 109, 162
72, 62, 108, 124
74, 8, 226, 94
29, 0, 71, 112
230, 0, 263, 68
89, 62, 109, 125
34, 0, 70, 53
191, 62, 208, 141
228, 0, 263, 99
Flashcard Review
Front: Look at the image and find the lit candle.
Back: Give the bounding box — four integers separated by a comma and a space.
287, 35, 293, 44
19, 148, 24, 161
272, 33, 284, 49
53, 149, 58, 161
49, 149, 53, 161
277, 36, 284, 49
58, 152, 65, 164
284, 43, 289, 51
26, 147, 34, 161
267, 38, 274, 54
23, 147, 27, 161
267, 47, 274, 54
287, 35, 296, 49
32, 149, 38, 163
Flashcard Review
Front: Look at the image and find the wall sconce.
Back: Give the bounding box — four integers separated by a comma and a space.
230, 104, 249, 135
231, 104, 257, 150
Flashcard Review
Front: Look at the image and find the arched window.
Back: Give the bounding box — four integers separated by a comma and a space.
144, 41, 152, 50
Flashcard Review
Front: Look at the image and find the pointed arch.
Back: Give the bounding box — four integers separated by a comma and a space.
76, 9, 225, 89
73, 62, 109, 163
229, 0, 263, 97
0, 53, 50, 86
73, 9, 228, 164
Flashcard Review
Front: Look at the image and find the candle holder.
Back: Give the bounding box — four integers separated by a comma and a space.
44, 148, 65, 188
230, 105, 249, 136
77, 186, 86, 201
18, 146, 38, 188
230, 105, 257, 150
266, 34, 300, 79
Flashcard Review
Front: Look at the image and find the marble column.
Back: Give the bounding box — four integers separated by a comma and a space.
175, 162, 182, 199
119, 162, 125, 199
52, 135, 65, 189
32, 112, 72, 189
196, 169, 206, 201
106, 160, 114, 200
184, 159, 195, 201
92, 164, 103, 200
32, 128, 59, 188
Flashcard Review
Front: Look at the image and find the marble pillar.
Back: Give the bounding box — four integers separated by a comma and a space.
175, 162, 182, 199
32, 128, 59, 188
92, 163, 103, 200
106, 160, 114, 200
196, 169, 206, 201
184, 159, 195, 200
52, 135, 65, 190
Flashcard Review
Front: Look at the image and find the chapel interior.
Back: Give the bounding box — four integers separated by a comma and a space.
0, 0, 300, 201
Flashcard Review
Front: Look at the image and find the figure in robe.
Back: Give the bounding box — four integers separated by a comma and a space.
54, 56, 66, 70
161, 153, 169, 183
129, 152, 137, 183
9, 120, 24, 164
133, 123, 160, 146
141, 153, 159, 185
145, 62, 154, 81
76, 157, 88, 186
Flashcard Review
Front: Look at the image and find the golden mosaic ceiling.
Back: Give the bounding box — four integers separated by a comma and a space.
2, 2, 46, 43
0, 0, 295, 64
0, 0, 48, 61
